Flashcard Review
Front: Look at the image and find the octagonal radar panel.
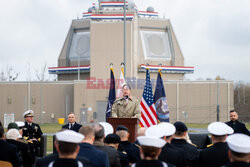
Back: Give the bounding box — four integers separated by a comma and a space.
88, 7, 93, 13
147, 6, 155, 12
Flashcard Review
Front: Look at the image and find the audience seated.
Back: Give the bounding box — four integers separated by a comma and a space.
6, 128, 33, 167
116, 125, 141, 164
132, 125, 175, 167
104, 134, 130, 167
198, 122, 233, 167
0, 124, 20, 167
93, 123, 121, 167
78, 125, 109, 167
172, 121, 199, 167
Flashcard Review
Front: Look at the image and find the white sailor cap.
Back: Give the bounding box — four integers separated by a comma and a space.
137, 136, 166, 148
208, 122, 234, 136
23, 110, 34, 118
15, 121, 25, 128
158, 122, 176, 137
6, 129, 22, 140
99, 122, 114, 137
145, 125, 165, 138
56, 130, 84, 143
226, 133, 250, 153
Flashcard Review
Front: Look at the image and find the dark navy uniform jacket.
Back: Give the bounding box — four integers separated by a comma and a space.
78, 142, 109, 167
23, 122, 43, 142
0, 139, 20, 167
6, 139, 32, 167
94, 141, 121, 167
118, 150, 129, 167
62, 122, 82, 132
118, 141, 141, 163
171, 139, 199, 167
48, 158, 92, 167
198, 142, 229, 167
158, 143, 185, 167
226, 120, 250, 136
35, 153, 91, 167
22, 122, 43, 158
132, 160, 175, 167
223, 162, 250, 167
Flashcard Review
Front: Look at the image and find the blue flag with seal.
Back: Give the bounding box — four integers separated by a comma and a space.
153, 69, 169, 122
106, 67, 116, 119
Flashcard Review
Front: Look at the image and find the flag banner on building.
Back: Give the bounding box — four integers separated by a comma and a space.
106, 67, 116, 119
139, 68, 157, 128
153, 69, 170, 122
116, 66, 126, 98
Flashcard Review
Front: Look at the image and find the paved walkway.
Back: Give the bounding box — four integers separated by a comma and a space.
189, 128, 208, 133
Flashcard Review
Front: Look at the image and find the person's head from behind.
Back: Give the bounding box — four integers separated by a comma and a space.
6, 129, 22, 140
55, 130, 84, 158
104, 134, 121, 149
0, 125, 4, 139
137, 136, 166, 160
68, 112, 76, 124
93, 123, 105, 142
137, 127, 146, 137
157, 122, 176, 143
7, 122, 19, 131
79, 126, 95, 144
208, 122, 233, 144
227, 134, 250, 163
116, 125, 129, 141
174, 121, 188, 138
230, 110, 238, 122
122, 84, 131, 97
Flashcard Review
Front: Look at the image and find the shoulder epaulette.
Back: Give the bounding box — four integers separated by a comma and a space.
122, 151, 127, 154
134, 144, 140, 148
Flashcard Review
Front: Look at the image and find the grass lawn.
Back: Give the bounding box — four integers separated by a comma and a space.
40, 123, 62, 133
40, 123, 62, 154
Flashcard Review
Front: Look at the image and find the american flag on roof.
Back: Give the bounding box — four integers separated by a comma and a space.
139, 68, 157, 128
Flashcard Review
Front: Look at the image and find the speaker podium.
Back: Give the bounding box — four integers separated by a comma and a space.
107, 118, 139, 143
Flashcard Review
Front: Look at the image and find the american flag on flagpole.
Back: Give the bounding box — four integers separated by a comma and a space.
139, 68, 157, 128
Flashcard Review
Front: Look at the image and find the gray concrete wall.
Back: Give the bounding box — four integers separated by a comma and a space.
73, 80, 234, 124
0, 82, 74, 124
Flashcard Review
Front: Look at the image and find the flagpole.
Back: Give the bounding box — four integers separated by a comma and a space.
123, 0, 126, 78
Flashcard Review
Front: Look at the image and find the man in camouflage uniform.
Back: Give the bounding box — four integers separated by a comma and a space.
22, 110, 43, 158
112, 85, 141, 119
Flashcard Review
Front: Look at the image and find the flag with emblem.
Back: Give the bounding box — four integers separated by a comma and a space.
139, 68, 157, 128
116, 65, 126, 98
153, 69, 169, 122
106, 67, 116, 119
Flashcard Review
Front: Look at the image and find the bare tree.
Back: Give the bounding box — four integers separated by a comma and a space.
0, 66, 19, 81
234, 81, 250, 122
34, 62, 48, 81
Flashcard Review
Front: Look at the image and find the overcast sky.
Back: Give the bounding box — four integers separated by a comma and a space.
0, 0, 250, 82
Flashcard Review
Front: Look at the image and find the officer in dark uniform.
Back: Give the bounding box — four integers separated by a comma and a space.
132, 125, 175, 167
171, 121, 199, 167
22, 110, 43, 158
48, 130, 91, 167
223, 133, 250, 167
104, 133, 130, 167
157, 122, 185, 167
198, 122, 234, 167
225, 110, 250, 136
62, 112, 82, 132
116, 125, 141, 164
